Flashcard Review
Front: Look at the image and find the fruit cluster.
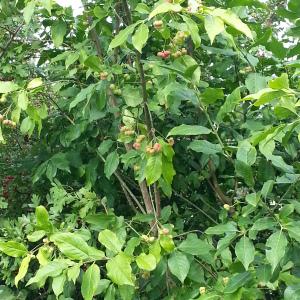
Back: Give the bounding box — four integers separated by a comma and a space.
173, 31, 187, 45
109, 84, 121, 96
0, 114, 16, 127
146, 142, 161, 155
133, 134, 146, 150
157, 50, 171, 59
172, 48, 188, 58
100, 71, 108, 80
120, 125, 135, 136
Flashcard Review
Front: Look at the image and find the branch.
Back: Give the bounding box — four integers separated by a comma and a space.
0, 23, 23, 60
208, 160, 232, 206
122, 0, 161, 220
87, 16, 103, 58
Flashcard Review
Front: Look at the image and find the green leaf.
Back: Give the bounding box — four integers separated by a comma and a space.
268, 73, 289, 89
27, 260, 68, 286
67, 264, 81, 284
168, 251, 190, 283
286, 222, 300, 243
17, 91, 29, 110
122, 86, 142, 107
27, 78, 43, 89
109, 23, 138, 50
167, 125, 211, 137
266, 230, 287, 272
224, 272, 252, 294
188, 140, 223, 155
235, 236, 255, 270
236, 140, 257, 166
81, 264, 100, 300
106, 253, 134, 286
159, 235, 175, 253
27, 230, 46, 242
50, 232, 105, 261
15, 255, 31, 287
261, 180, 274, 200
201, 87, 224, 105
23, 1, 35, 24
52, 273, 66, 298
0, 81, 20, 94
132, 23, 149, 53
148, 3, 182, 19
245, 73, 268, 94
104, 151, 119, 179
0, 241, 28, 257
182, 16, 201, 48
205, 222, 237, 235
51, 20, 67, 47
204, 15, 224, 44
35, 205, 52, 232
178, 234, 213, 256
65, 52, 79, 69
136, 253, 156, 271
135, 3, 150, 14
251, 217, 277, 231
93, 6, 107, 20
84, 55, 102, 72
284, 284, 300, 300
235, 160, 254, 187
98, 229, 123, 253
214, 8, 253, 39
145, 153, 162, 185
216, 87, 241, 122
40, 0, 52, 14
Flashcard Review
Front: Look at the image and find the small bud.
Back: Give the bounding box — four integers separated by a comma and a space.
223, 204, 231, 211
141, 234, 149, 242
181, 48, 187, 55
133, 165, 140, 171
223, 277, 229, 285
2, 119, 10, 125
168, 137, 175, 146
141, 271, 150, 279
0, 114, 3, 122
148, 236, 155, 242
199, 287, 206, 295
42, 238, 49, 244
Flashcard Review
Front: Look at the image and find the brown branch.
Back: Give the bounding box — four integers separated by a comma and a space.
0, 23, 23, 60
42, 92, 75, 125
208, 160, 232, 206
87, 16, 103, 58
122, 0, 161, 222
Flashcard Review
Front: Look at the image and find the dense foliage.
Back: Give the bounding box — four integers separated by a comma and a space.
1, 0, 300, 299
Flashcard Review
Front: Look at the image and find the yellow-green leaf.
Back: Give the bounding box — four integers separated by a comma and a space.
15, 255, 32, 287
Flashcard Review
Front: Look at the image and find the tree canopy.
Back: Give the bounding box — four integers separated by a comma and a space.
1, 0, 300, 299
